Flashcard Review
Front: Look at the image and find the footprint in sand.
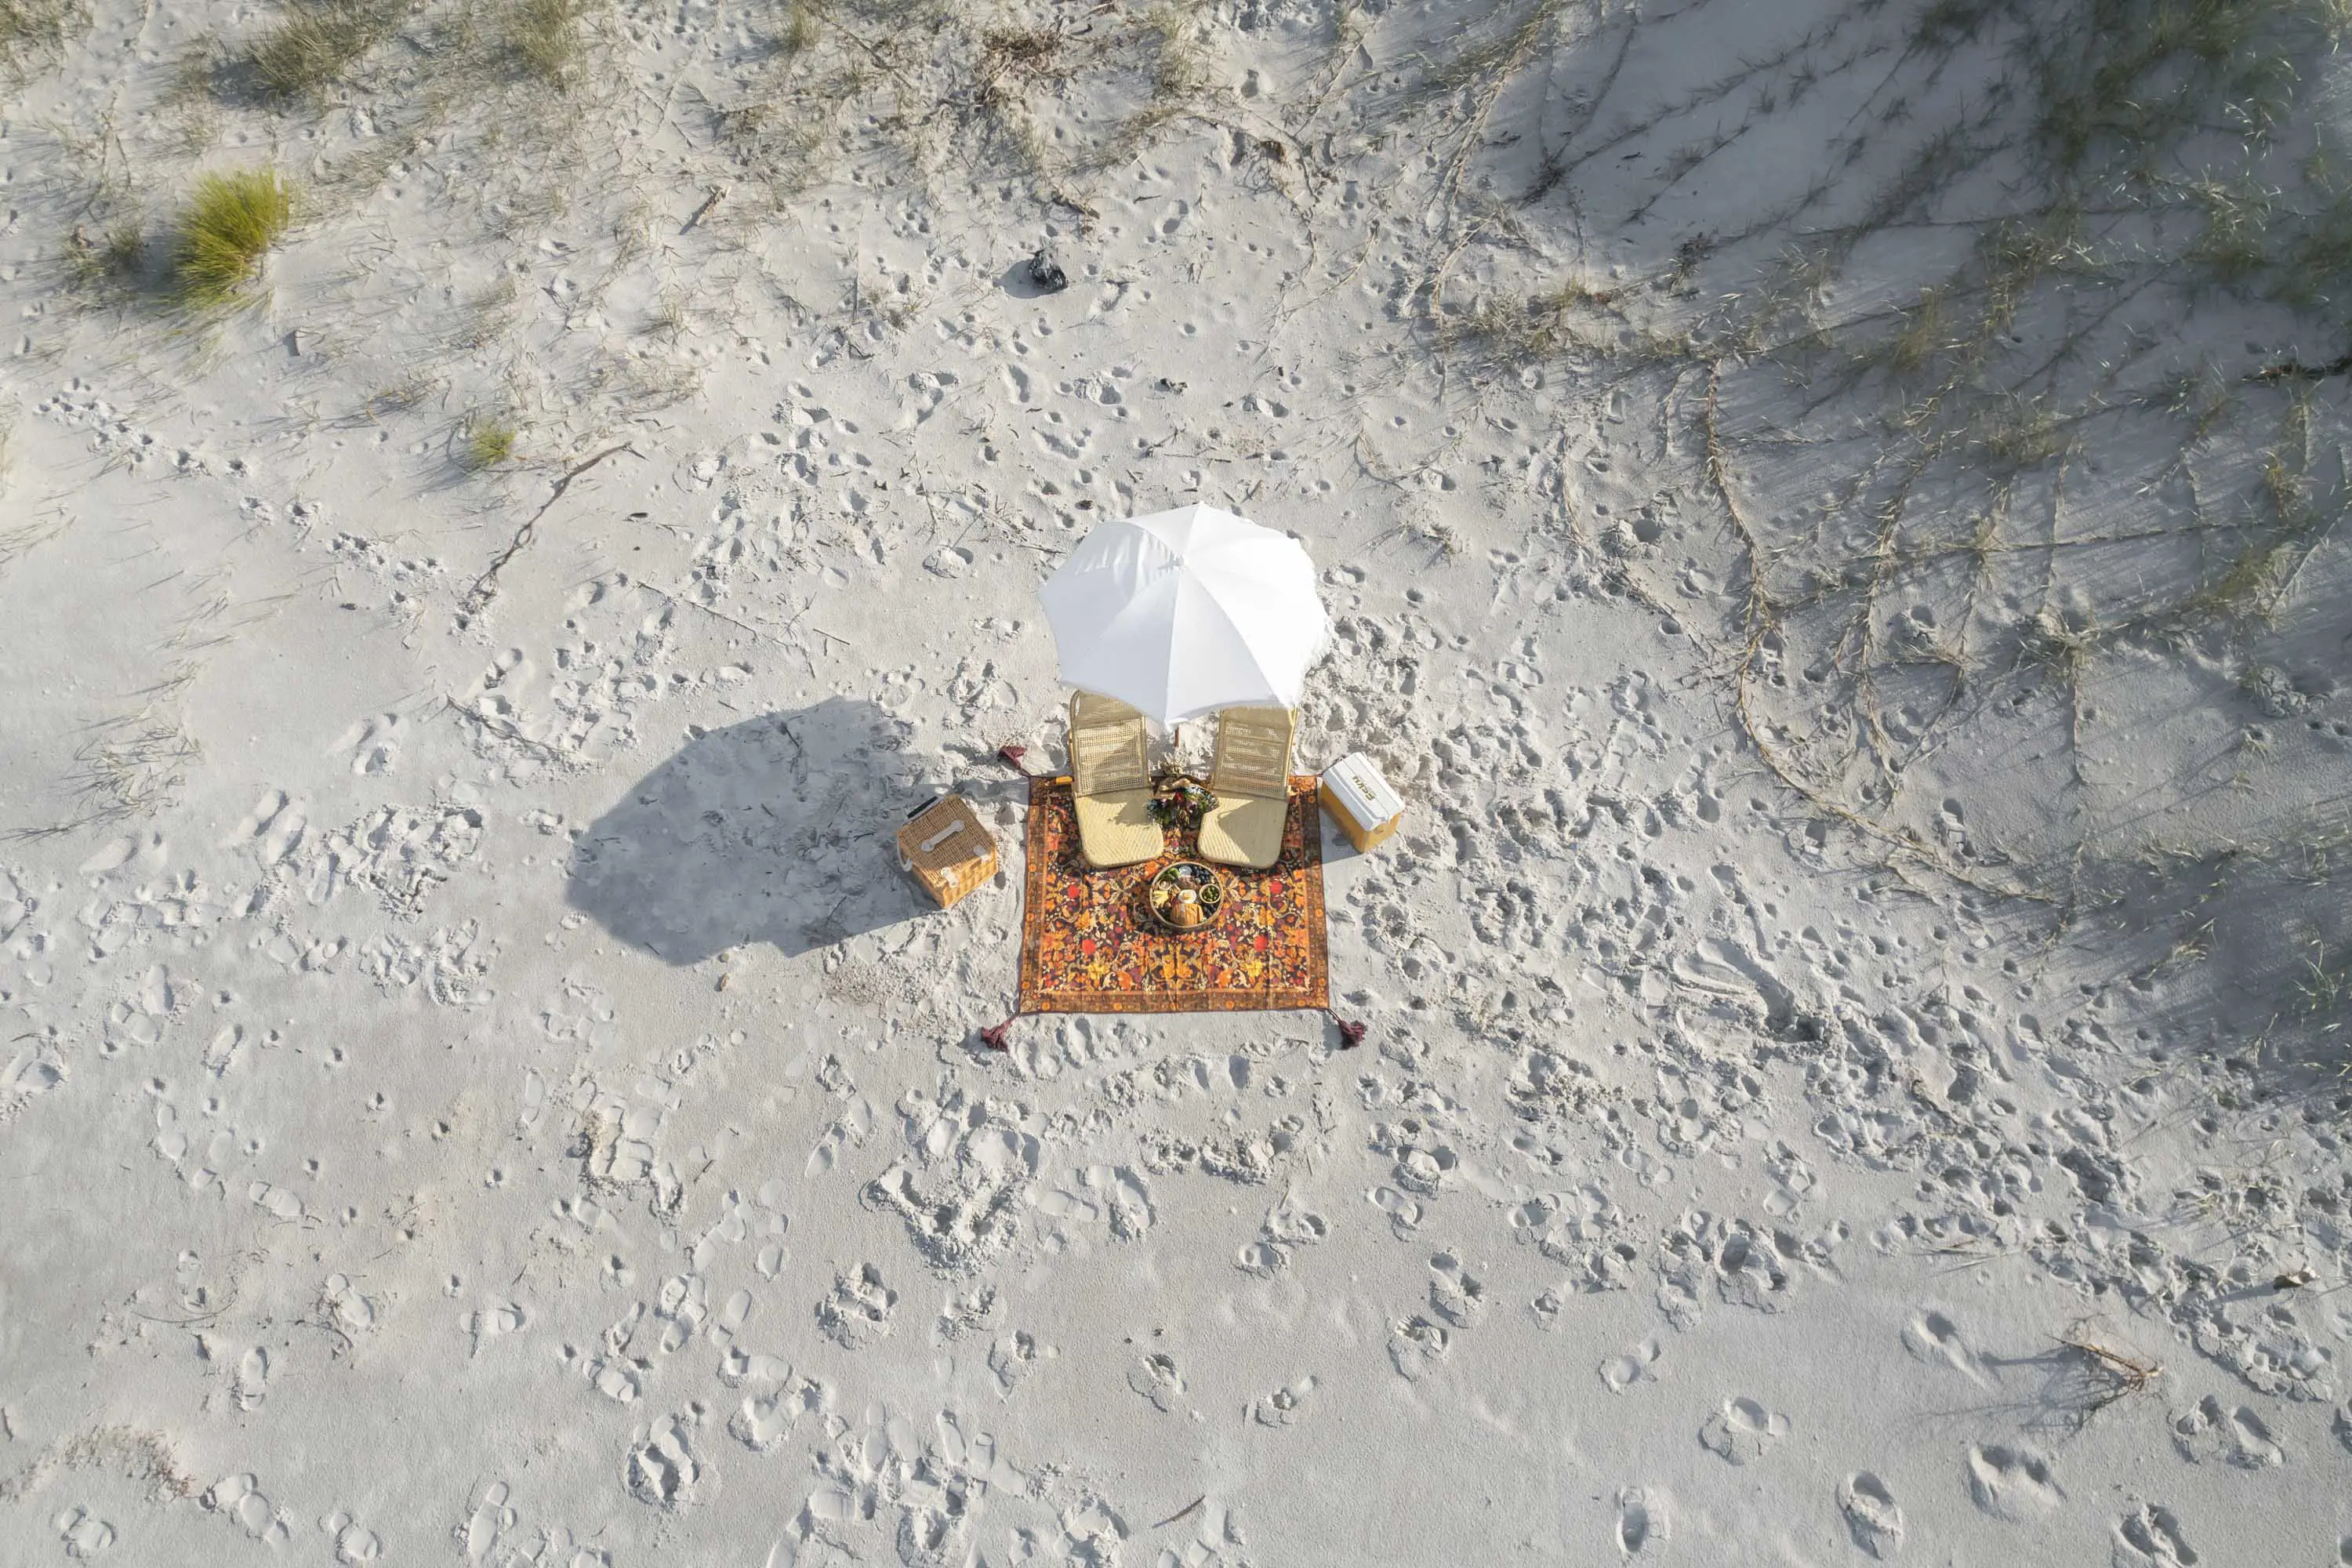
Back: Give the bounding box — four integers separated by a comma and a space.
228, 790, 298, 856
989, 1330, 1042, 1396
1127, 1351, 1187, 1412
1837, 1472, 1905, 1559
1697, 1396, 1788, 1465
466, 1299, 528, 1356
318, 1509, 383, 1563
710, 1287, 755, 1348
2169, 1395, 2283, 1468
1599, 1338, 1662, 1393
815, 1263, 895, 1348
1965, 1443, 2063, 1521
2, 1036, 66, 1104
2112, 1501, 2198, 1566
1371, 1185, 1424, 1237
1428, 1251, 1488, 1326
334, 713, 403, 775
725, 1359, 818, 1453
459, 1480, 517, 1560
1388, 1316, 1450, 1381
1900, 1308, 1987, 1385
1614, 1486, 1669, 1557
232, 1345, 270, 1410
1251, 1374, 1316, 1428
203, 1473, 289, 1544
53, 1506, 115, 1558
624, 1415, 700, 1509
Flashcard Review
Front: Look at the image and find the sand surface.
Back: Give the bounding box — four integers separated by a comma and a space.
3, 0, 2352, 1561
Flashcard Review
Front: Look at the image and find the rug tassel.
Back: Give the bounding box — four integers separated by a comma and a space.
996, 743, 1030, 773
979, 1016, 1018, 1051
1332, 1014, 1367, 1049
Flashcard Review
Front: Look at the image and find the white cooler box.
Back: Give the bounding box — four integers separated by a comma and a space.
1319, 753, 1403, 851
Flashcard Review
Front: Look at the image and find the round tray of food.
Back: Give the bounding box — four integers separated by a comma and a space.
1145, 860, 1226, 933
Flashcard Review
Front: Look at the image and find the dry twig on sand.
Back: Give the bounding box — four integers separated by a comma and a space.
2053, 1327, 2161, 1422
458, 443, 637, 622
1151, 1497, 1205, 1530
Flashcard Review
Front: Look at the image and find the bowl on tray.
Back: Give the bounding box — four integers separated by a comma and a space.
1145, 860, 1226, 933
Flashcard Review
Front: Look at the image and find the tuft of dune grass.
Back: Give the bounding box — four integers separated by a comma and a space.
175, 168, 295, 307
768, 0, 817, 56
65, 221, 145, 294
250, 0, 403, 100
977, 24, 1064, 106
463, 416, 518, 469
1, 0, 82, 72
502, 0, 591, 85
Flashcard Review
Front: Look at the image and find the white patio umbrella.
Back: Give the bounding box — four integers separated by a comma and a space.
1039, 504, 1330, 724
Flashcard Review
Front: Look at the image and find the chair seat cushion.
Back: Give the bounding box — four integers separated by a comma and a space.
1198, 793, 1287, 869
1073, 790, 1164, 868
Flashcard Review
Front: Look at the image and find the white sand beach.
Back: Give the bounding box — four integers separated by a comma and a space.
2, 0, 2351, 1560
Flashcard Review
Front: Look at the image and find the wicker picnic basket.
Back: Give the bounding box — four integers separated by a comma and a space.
896, 796, 997, 909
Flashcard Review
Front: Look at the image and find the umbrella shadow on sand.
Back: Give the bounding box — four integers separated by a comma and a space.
567, 699, 938, 963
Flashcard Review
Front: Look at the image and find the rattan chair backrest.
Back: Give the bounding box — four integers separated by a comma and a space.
1210, 706, 1294, 800
1069, 692, 1150, 796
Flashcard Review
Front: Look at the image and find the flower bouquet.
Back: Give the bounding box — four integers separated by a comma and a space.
1148, 774, 1218, 833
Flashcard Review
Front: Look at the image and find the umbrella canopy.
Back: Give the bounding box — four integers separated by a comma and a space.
1039, 505, 1330, 724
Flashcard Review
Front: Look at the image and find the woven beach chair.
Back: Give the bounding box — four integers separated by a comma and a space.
1067, 691, 1165, 869
1199, 706, 1294, 869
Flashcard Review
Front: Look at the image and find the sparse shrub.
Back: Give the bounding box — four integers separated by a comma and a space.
363, 375, 437, 419
175, 168, 295, 307
978, 25, 1063, 104
1439, 280, 1682, 372
771, 0, 818, 55
717, 100, 832, 199
1969, 398, 2069, 471
2296, 941, 2352, 1041
1911, 0, 2002, 46
66, 221, 146, 294
1, 0, 82, 73
502, 0, 590, 85
2018, 608, 2101, 673
463, 416, 519, 470
162, 42, 226, 148
2187, 176, 2274, 285
1887, 288, 1947, 375
1141, 2, 1207, 104
250, 0, 403, 100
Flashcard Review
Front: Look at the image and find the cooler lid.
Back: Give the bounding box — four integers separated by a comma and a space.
1322, 753, 1402, 823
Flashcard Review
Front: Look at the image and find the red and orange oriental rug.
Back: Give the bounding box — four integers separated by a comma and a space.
1016, 775, 1329, 1014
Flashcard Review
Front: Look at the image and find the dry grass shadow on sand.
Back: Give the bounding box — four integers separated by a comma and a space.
1359, 0, 2352, 1063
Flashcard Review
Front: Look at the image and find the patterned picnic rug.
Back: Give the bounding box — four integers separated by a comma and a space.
1018, 775, 1328, 1014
